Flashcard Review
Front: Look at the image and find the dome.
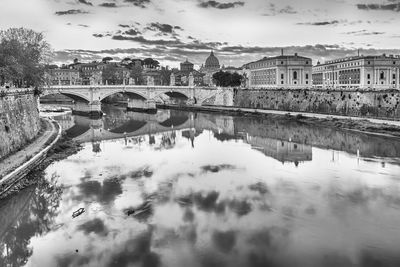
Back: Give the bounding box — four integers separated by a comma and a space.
205, 51, 220, 70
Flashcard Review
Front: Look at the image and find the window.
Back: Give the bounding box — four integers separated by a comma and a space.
293, 71, 298, 80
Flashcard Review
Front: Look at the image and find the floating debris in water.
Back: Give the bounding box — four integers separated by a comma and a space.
72, 208, 85, 218
125, 208, 135, 216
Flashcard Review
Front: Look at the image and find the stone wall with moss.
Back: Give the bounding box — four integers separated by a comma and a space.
234, 89, 400, 119
0, 89, 41, 160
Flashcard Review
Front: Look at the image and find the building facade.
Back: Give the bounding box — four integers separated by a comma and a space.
171, 59, 205, 86
49, 68, 81, 85
244, 53, 312, 89
312, 54, 400, 90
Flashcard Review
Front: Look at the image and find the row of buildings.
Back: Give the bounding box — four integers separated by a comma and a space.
48, 51, 229, 87
49, 51, 400, 90
244, 52, 400, 90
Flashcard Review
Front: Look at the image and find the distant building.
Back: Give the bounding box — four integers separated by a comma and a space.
72, 62, 104, 85
142, 70, 163, 86
171, 59, 205, 86
49, 68, 81, 85
244, 53, 312, 88
200, 51, 221, 86
312, 54, 400, 90
180, 59, 194, 72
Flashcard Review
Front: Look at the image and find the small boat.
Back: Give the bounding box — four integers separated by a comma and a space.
72, 208, 85, 218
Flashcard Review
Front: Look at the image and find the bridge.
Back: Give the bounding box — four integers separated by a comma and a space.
55, 109, 235, 144
41, 85, 234, 116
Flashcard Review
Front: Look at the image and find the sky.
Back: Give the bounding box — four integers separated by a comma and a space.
1, 0, 400, 68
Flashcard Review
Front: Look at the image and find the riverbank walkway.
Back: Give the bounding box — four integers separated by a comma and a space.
0, 118, 60, 180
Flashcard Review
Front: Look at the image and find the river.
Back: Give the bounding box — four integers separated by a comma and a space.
1, 105, 400, 267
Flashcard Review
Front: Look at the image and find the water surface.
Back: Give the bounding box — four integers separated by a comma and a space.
1, 105, 400, 267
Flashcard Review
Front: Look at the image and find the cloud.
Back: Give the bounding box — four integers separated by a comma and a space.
144, 22, 184, 35
124, 29, 141, 35
357, 2, 400, 12
55, 9, 89, 15
111, 35, 182, 46
124, 0, 151, 8
198, 0, 245, 9
262, 3, 297, 16
99, 2, 117, 7
78, 0, 93, 6
53, 45, 400, 69
278, 5, 297, 14
78, 218, 108, 236
342, 30, 385, 36
297, 20, 341, 26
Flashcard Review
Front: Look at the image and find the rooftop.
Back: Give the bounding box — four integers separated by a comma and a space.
318, 54, 400, 66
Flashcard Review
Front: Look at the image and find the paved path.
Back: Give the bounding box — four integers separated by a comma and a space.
0, 119, 57, 179
203, 106, 400, 127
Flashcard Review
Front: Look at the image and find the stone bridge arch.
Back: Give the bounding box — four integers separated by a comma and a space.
41, 89, 91, 103
98, 88, 149, 102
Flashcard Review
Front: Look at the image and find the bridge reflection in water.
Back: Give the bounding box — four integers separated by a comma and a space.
53, 105, 400, 165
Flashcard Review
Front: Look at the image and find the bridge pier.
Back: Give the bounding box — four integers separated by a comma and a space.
187, 97, 196, 106
72, 101, 102, 118
127, 98, 157, 114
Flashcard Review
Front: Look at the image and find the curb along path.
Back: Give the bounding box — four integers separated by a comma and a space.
0, 118, 62, 196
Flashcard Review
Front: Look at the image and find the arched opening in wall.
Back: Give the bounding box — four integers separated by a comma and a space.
159, 110, 189, 127
40, 93, 89, 104
161, 91, 189, 106
101, 91, 146, 105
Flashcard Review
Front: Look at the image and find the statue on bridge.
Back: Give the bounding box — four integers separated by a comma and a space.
189, 72, 194, 87
170, 73, 175, 86
147, 76, 155, 86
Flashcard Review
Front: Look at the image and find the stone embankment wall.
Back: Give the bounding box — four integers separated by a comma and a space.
200, 88, 234, 106
0, 89, 41, 160
234, 89, 400, 119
